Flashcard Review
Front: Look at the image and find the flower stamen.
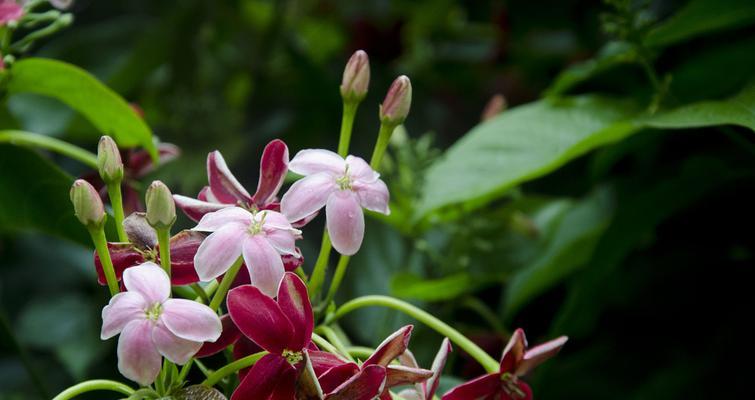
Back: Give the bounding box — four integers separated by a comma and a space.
145, 303, 162, 322
282, 349, 303, 365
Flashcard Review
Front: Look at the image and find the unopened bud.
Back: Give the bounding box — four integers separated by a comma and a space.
380, 75, 412, 125
481, 94, 507, 121
97, 136, 124, 183
340, 50, 370, 103
70, 179, 106, 229
145, 181, 176, 229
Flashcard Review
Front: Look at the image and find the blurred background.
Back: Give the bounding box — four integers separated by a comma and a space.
1, 0, 754, 398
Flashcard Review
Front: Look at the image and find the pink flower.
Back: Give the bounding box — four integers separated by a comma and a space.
442, 329, 567, 400
100, 263, 222, 385
174, 140, 289, 221
280, 149, 390, 255
397, 338, 452, 400
0, 1, 23, 25
192, 208, 300, 296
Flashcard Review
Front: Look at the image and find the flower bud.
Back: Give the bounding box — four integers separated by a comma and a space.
145, 181, 176, 229
380, 75, 412, 125
97, 136, 124, 184
340, 50, 370, 103
70, 179, 106, 229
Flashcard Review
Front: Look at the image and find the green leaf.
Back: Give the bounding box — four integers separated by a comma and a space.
415, 96, 639, 219
6, 58, 156, 160
642, 83, 755, 131
545, 41, 638, 97
0, 145, 90, 245
390, 272, 475, 302
503, 187, 614, 316
644, 0, 755, 48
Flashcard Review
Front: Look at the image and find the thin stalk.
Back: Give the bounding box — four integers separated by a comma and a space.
204, 280, 219, 297
308, 230, 332, 300
209, 257, 244, 312
315, 325, 354, 361
52, 380, 134, 400
156, 227, 172, 277
310, 333, 341, 355
370, 123, 397, 170
329, 295, 499, 373
106, 182, 128, 242
346, 346, 374, 360
194, 359, 212, 378
337, 102, 358, 156
323, 255, 350, 306
190, 283, 210, 304
202, 351, 267, 387
89, 227, 119, 296
177, 359, 194, 383
0, 130, 97, 168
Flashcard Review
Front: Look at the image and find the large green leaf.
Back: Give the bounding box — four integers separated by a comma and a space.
644, 0, 755, 48
415, 96, 638, 219
6, 58, 156, 159
0, 145, 89, 245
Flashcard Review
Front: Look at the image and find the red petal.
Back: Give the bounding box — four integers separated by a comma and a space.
230, 353, 296, 400
441, 373, 500, 400
173, 194, 228, 222
227, 285, 294, 354
319, 362, 360, 393
277, 272, 313, 350
384, 365, 433, 389
425, 338, 452, 399
326, 365, 386, 400
309, 350, 349, 376
282, 248, 303, 272
207, 150, 252, 204
500, 328, 527, 373
127, 143, 180, 178
93, 243, 144, 285
516, 335, 568, 376
195, 314, 241, 358
164, 230, 203, 285
233, 337, 263, 381
252, 139, 289, 207
364, 325, 413, 367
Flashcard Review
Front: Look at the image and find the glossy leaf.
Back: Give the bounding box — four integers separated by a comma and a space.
390, 272, 475, 302
6, 58, 157, 160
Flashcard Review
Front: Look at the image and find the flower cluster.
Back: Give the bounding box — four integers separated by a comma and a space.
62, 49, 568, 400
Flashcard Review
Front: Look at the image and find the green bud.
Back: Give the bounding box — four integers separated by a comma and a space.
340, 50, 370, 103
70, 179, 106, 229
145, 181, 176, 229
379, 75, 412, 126
97, 136, 124, 184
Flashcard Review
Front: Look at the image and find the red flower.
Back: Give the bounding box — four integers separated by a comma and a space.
442, 329, 567, 400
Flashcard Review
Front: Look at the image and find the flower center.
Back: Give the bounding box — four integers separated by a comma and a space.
248, 211, 267, 235
145, 302, 162, 322
282, 349, 303, 365
500, 372, 526, 398
336, 165, 352, 190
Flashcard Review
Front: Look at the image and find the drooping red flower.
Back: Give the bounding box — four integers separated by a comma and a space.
397, 338, 452, 400
442, 329, 567, 400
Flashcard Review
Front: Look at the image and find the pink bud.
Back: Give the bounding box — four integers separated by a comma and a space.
380, 75, 412, 125
340, 50, 370, 102
70, 179, 106, 228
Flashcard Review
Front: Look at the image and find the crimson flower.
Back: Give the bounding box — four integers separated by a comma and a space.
173, 140, 289, 221
442, 329, 567, 400
93, 213, 201, 286
397, 338, 452, 400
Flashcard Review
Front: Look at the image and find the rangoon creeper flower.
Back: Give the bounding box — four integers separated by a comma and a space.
0, 1, 23, 25
397, 338, 452, 400
442, 329, 568, 400
280, 149, 390, 255
100, 262, 221, 385
193, 207, 300, 296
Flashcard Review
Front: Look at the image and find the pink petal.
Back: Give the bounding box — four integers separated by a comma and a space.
440, 373, 500, 400
227, 285, 294, 354
345, 155, 379, 183
282, 248, 304, 272
319, 362, 360, 393
289, 149, 345, 176
231, 353, 297, 400
122, 262, 170, 304
353, 179, 390, 215
194, 207, 253, 232
280, 172, 336, 222
265, 227, 298, 256
0, 1, 24, 24
261, 210, 297, 230
516, 335, 568, 376
326, 190, 364, 256
277, 272, 313, 350
197, 186, 220, 203
152, 322, 202, 364
252, 139, 289, 206
94, 243, 144, 286
101, 291, 146, 339
242, 236, 285, 297
425, 338, 452, 399
117, 319, 162, 385
326, 364, 387, 400
196, 314, 242, 358
160, 298, 222, 343
173, 194, 229, 221
365, 325, 413, 367
165, 230, 203, 285
500, 328, 527, 373
397, 390, 422, 400
207, 151, 252, 204
193, 223, 246, 281
385, 365, 433, 389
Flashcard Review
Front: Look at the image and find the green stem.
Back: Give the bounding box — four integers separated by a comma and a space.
310, 332, 341, 355
315, 326, 354, 361
52, 380, 134, 400
329, 295, 500, 373
370, 123, 397, 170
11, 13, 73, 52
209, 257, 244, 312
308, 230, 332, 300
190, 283, 210, 304
0, 130, 98, 168
346, 346, 374, 360
89, 227, 119, 296
194, 359, 212, 378
204, 280, 219, 298
106, 182, 128, 242
323, 255, 350, 306
202, 351, 267, 387
178, 359, 194, 383
156, 227, 172, 278
337, 102, 358, 157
